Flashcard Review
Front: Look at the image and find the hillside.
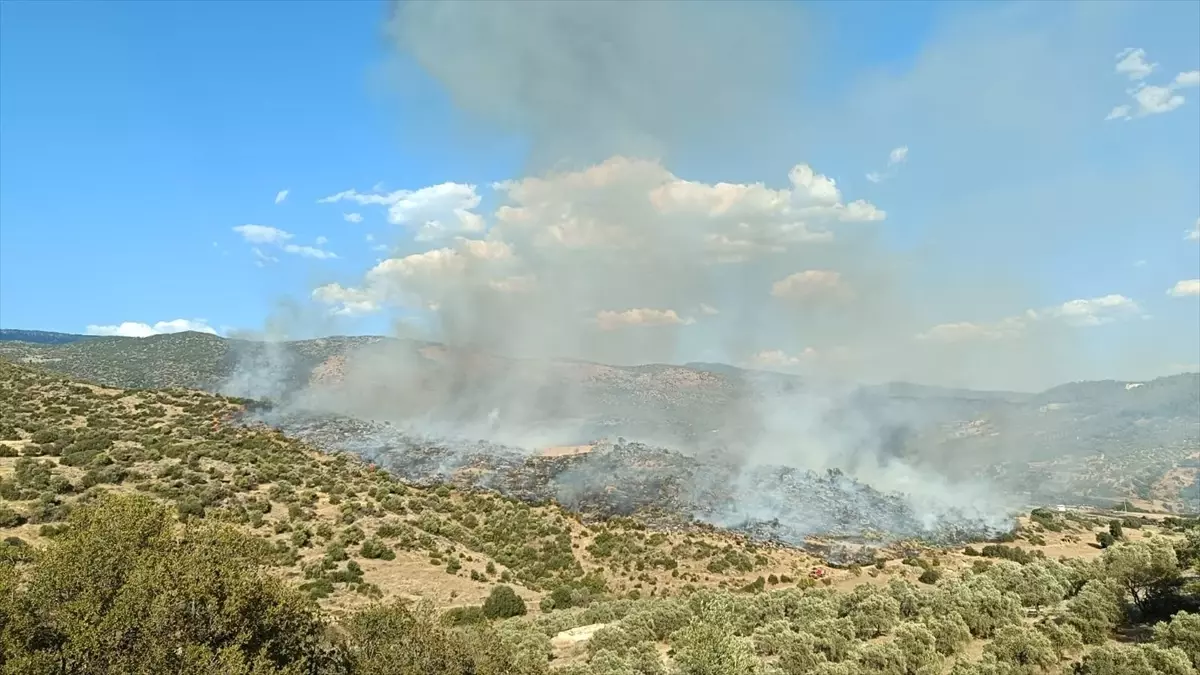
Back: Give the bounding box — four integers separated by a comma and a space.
0, 359, 820, 610
2, 357, 1200, 674
1, 331, 1197, 511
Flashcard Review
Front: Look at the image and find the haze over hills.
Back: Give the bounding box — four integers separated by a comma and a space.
1, 329, 1196, 520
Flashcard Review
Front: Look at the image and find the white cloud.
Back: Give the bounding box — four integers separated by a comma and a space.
698, 303, 720, 316
916, 318, 1027, 343
839, 200, 886, 222
317, 189, 395, 206
1167, 279, 1200, 297
275, 189, 289, 205
319, 182, 485, 241
312, 157, 883, 358
1175, 70, 1200, 87
1105, 105, 1131, 121
1106, 50, 1199, 120
865, 145, 910, 183
233, 224, 292, 245
282, 244, 338, 259
311, 284, 381, 316
1038, 294, 1142, 326
315, 236, 328, 246
1115, 48, 1156, 81
234, 224, 337, 261
771, 270, 853, 302
311, 237, 512, 315
917, 294, 1144, 342
749, 348, 816, 368
1132, 84, 1185, 116
1187, 218, 1199, 242
252, 248, 279, 267
344, 212, 363, 223
85, 319, 219, 338
493, 156, 878, 257
594, 308, 694, 330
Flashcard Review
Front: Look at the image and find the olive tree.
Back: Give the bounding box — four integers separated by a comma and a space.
1153, 611, 1200, 669
1101, 539, 1181, 613
982, 624, 1057, 674
0, 493, 340, 675
671, 620, 762, 675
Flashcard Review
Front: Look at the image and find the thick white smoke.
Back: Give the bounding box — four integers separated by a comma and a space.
231, 1, 1064, 541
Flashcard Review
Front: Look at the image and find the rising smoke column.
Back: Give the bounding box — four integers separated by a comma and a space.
278, 0, 1024, 536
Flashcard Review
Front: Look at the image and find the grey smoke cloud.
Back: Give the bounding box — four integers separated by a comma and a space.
386, 0, 803, 171
229, 1, 1197, 545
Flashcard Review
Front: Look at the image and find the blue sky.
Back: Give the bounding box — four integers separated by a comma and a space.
1, 1, 1197, 389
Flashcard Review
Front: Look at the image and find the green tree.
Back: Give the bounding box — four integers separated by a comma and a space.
1153, 611, 1200, 669
854, 642, 907, 675
893, 622, 942, 674
983, 624, 1058, 674
1101, 539, 1182, 613
1175, 530, 1200, 571
671, 620, 761, 675
930, 578, 1022, 639
846, 591, 902, 639
1066, 580, 1124, 644
1071, 643, 1195, 675
1110, 520, 1125, 541
482, 585, 527, 620
0, 493, 338, 674
921, 611, 972, 656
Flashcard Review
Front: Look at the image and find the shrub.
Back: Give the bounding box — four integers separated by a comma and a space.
482, 585, 527, 619
1066, 580, 1123, 644
984, 624, 1058, 672
0, 505, 27, 528
441, 605, 487, 626
1109, 520, 1124, 540
924, 611, 972, 656
1073, 643, 1194, 675
918, 569, 942, 585
344, 600, 526, 674
360, 537, 396, 561
1152, 611, 1200, 668
30, 428, 60, 445
980, 544, 1038, 564
0, 493, 335, 672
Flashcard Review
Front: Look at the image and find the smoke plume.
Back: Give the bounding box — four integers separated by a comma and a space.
230, 0, 1080, 542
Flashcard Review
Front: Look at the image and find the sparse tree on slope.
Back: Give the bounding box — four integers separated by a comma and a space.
1101, 539, 1182, 613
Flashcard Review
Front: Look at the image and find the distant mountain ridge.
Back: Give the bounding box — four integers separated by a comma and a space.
0, 329, 100, 345
0, 329, 1194, 408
